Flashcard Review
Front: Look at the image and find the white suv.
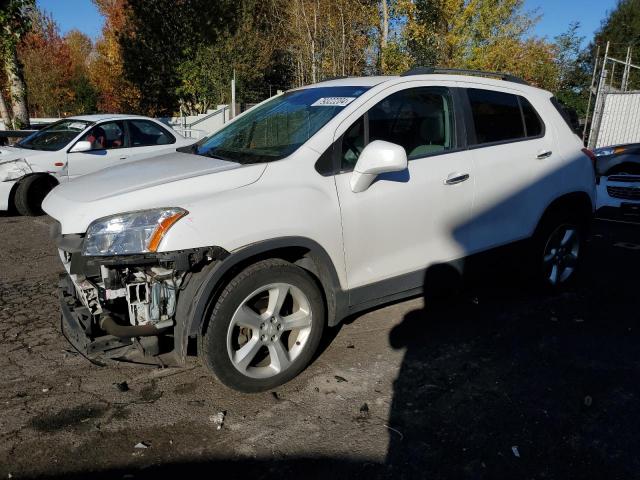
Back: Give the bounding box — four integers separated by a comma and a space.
0, 114, 191, 215
44, 69, 596, 392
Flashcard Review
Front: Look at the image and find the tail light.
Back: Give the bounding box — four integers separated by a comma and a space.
582, 147, 597, 169
582, 148, 598, 183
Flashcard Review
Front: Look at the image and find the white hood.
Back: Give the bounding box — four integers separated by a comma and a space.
43, 152, 267, 234
0, 145, 50, 165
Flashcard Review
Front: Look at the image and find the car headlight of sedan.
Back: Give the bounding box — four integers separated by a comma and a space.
0, 159, 32, 182
83, 208, 188, 256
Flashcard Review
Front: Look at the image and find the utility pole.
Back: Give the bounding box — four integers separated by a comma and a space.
231, 69, 236, 119
621, 46, 632, 91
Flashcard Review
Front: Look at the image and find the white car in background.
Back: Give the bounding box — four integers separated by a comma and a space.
0, 114, 192, 215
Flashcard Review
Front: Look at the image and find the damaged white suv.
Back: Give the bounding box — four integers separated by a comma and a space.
44, 69, 595, 392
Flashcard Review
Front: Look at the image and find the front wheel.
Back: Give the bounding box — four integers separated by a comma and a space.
199, 259, 325, 392
14, 175, 57, 216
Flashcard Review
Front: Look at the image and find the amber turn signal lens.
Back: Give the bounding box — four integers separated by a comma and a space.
148, 210, 188, 252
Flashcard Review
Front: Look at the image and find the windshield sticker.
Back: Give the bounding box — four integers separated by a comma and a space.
69, 122, 88, 130
311, 97, 356, 107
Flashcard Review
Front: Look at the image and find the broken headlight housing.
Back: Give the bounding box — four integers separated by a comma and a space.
0, 159, 31, 182
83, 208, 188, 256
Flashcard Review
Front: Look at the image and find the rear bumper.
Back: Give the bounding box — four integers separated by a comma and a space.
0, 180, 16, 211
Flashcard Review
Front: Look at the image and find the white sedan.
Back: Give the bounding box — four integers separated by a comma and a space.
0, 114, 193, 215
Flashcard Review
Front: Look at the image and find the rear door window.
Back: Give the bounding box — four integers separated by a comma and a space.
128, 120, 175, 147
467, 89, 524, 144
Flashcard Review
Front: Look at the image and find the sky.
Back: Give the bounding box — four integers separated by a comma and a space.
37, 0, 619, 46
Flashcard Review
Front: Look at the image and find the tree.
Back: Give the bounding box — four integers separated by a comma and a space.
553, 22, 591, 118
89, 0, 140, 113
19, 10, 75, 117
65, 30, 98, 113
592, 0, 640, 89
0, 0, 34, 128
400, 0, 558, 87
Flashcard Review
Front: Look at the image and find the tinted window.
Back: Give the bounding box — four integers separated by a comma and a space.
550, 97, 580, 135
129, 120, 174, 147
80, 121, 126, 150
369, 87, 454, 159
468, 89, 524, 144
520, 97, 543, 137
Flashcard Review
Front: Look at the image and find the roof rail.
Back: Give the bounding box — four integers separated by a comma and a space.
401, 67, 529, 85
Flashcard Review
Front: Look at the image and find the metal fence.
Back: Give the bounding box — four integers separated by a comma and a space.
587, 42, 640, 149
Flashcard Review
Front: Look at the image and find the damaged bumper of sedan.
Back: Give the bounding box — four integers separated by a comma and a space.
54, 221, 225, 365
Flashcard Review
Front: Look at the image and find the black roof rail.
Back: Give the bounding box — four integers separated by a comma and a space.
400, 67, 530, 85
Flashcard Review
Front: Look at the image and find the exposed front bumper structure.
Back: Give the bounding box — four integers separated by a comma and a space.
59, 273, 136, 361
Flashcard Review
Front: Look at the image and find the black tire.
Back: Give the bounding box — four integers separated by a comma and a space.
198, 259, 325, 393
531, 208, 589, 291
14, 175, 57, 216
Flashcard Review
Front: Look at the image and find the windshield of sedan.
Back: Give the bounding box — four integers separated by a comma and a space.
17, 119, 93, 151
187, 86, 370, 164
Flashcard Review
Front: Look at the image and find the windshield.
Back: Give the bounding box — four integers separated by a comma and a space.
188, 86, 370, 164
17, 119, 93, 151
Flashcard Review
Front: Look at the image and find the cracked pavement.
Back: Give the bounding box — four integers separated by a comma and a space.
1, 214, 640, 479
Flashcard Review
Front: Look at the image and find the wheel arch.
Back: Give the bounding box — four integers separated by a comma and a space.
10, 173, 59, 210
535, 191, 594, 235
174, 237, 346, 363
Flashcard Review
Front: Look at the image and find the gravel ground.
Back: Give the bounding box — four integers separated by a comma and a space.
1, 214, 639, 479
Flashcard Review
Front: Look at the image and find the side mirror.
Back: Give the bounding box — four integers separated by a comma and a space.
350, 140, 408, 193
69, 140, 92, 153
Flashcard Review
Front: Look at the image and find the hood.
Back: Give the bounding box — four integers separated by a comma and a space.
43, 152, 267, 234
0, 145, 50, 164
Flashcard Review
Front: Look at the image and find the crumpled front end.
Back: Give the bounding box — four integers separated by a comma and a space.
53, 221, 225, 364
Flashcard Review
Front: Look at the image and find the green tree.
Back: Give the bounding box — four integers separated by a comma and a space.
554, 22, 591, 118
592, 0, 640, 89
0, 0, 34, 128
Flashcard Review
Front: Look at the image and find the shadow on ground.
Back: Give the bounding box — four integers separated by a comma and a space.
26, 221, 640, 480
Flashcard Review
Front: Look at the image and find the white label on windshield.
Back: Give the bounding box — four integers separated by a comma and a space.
311, 97, 356, 107
69, 122, 87, 130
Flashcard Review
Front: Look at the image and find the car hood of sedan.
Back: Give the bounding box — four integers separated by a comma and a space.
43, 152, 267, 234
0, 145, 50, 164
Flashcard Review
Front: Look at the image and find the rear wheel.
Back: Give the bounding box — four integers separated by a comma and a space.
14, 175, 57, 216
532, 211, 587, 290
199, 259, 325, 392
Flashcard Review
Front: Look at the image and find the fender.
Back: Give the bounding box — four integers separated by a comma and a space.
173, 236, 347, 363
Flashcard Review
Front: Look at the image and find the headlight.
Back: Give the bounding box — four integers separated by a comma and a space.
0, 159, 31, 181
83, 208, 188, 256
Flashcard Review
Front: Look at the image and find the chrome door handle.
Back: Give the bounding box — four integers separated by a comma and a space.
445, 173, 470, 185
537, 150, 552, 159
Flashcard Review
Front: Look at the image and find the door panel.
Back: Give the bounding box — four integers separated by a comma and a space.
463, 89, 555, 252
334, 85, 474, 291
67, 121, 130, 178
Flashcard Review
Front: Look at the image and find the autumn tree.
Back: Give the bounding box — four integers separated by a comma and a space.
400, 0, 558, 88
65, 29, 98, 114
18, 10, 75, 117
283, 0, 376, 86
0, 0, 34, 128
89, 0, 140, 113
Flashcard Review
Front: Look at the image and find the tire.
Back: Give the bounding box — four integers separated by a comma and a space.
198, 259, 325, 393
14, 175, 57, 216
531, 209, 588, 291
